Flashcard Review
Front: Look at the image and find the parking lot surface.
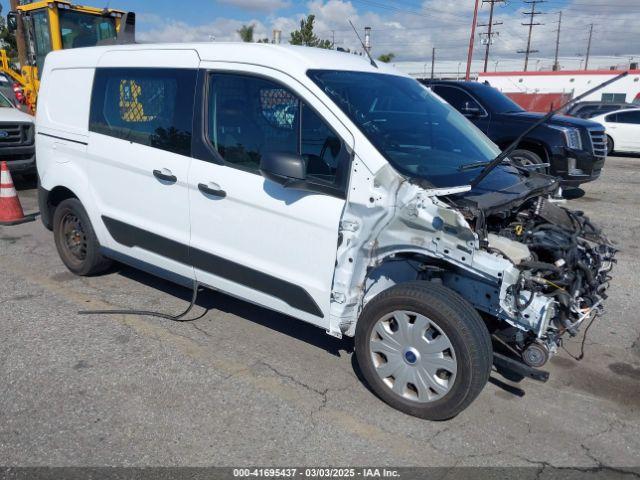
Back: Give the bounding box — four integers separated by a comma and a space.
1, 156, 639, 471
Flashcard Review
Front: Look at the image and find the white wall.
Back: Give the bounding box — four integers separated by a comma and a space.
475, 71, 640, 103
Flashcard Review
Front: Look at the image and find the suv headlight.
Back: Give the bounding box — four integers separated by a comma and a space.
549, 125, 583, 150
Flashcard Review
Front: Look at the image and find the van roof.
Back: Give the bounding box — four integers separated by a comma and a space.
43, 42, 403, 77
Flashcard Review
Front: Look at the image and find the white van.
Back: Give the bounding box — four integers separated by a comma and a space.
36, 43, 614, 420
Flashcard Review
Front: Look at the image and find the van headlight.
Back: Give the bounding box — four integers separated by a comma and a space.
549, 125, 583, 150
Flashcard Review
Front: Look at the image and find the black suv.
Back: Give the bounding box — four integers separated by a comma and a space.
423, 80, 607, 186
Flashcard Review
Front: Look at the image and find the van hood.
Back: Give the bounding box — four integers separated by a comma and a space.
449, 167, 558, 214
0, 107, 34, 123
419, 164, 558, 214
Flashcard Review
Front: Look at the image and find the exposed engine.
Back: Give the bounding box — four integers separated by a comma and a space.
484, 196, 616, 367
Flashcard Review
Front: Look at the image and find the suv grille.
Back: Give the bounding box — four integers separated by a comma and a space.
588, 127, 607, 159
0, 123, 33, 146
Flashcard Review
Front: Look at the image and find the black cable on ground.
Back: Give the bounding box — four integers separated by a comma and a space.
562, 313, 599, 362
78, 280, 201, 322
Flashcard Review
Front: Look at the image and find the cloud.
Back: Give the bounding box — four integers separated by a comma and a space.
136, 0, 640, 65
138, 17, 272, 43
217, 0, 291, 12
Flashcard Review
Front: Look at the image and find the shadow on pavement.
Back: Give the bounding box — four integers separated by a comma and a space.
488, 376, 525, 398
12, 173, 38, 191
113, 264, 351, 357
610, 152, 640, 158
562, 187, 586, 200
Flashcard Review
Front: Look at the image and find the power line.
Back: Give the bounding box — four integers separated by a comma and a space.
478, 0, 505, 73
518, 0, 545, 71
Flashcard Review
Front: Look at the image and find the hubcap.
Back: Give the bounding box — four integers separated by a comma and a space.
370, 311, 457, 403
61, 213, 87, 261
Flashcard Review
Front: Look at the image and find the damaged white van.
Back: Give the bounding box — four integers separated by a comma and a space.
36, 44, 615, 420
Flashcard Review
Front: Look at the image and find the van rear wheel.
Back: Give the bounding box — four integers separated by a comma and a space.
355, 282, 492, 420
53, 198, 112, 276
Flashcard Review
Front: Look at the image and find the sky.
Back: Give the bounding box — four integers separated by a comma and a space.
2, 0, 639, 63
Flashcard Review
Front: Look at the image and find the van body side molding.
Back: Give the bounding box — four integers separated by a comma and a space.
37, 132, 89, 145
101, 216, 324, 318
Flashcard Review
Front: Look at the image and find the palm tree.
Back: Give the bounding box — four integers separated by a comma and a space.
237, 24, 255, 43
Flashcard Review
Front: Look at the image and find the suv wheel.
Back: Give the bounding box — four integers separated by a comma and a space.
511, 149, 546, 172
53, 198, 112, 276
355, 282, 492, 420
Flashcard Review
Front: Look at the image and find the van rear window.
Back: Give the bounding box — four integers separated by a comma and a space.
89, 67, 196, 156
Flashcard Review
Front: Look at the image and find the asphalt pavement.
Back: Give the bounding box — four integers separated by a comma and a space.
1, 156, 639, 472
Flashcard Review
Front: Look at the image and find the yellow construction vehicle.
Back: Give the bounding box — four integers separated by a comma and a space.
1, 0, 135, 112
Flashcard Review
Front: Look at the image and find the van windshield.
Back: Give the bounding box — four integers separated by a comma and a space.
308, 70, 503, 188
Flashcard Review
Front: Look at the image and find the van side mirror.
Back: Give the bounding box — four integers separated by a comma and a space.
260, 151, 307, 188
6, 12, 17, 33
461, 101, 482, 117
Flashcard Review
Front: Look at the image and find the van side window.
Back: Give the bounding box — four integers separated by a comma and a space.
208, 75, 298, 171
207, 73, 346, 187
90, 68, 196, 156
301, 103, 343, 183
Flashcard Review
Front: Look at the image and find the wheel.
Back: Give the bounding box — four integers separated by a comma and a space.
511, 149, 546, 172
355, 282, 492, 420
606, 135, 614, 155
53, 198, 112, 276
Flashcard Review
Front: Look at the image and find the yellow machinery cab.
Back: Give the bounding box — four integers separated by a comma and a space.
3, 0, 135, 112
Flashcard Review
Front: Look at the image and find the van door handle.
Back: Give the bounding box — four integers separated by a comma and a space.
198, 182, 226, 198
153, 169, 177, 183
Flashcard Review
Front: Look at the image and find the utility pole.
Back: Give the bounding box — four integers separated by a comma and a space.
585, 23, 594, 71
553, 11, 562, 71
518, 0, 545, 72
478, 0, 505, 73
9, 0, 27, 68
466, 0, 481, 80
431, 47, 436, 79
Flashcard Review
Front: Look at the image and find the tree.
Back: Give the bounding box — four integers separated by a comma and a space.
0, 6, 17, 60
377, 53, 395, 63
289, 15, 332, 49
237, 24, 255, 43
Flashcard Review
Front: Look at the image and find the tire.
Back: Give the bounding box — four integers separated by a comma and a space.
355, 282, 492, 420
606, 135, 614, 155
511, 149, 546, 172
53, 198, 112, 276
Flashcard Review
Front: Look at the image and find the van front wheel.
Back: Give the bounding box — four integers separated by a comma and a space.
355, 282, 492, 420
53, 198, 112, 276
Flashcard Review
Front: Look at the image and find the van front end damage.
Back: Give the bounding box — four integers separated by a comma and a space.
329, 163, 615, 369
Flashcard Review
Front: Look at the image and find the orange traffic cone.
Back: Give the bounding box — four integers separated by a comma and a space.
0, 161, 34, 226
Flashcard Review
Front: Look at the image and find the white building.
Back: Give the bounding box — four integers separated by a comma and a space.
477, 69, 640, 104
